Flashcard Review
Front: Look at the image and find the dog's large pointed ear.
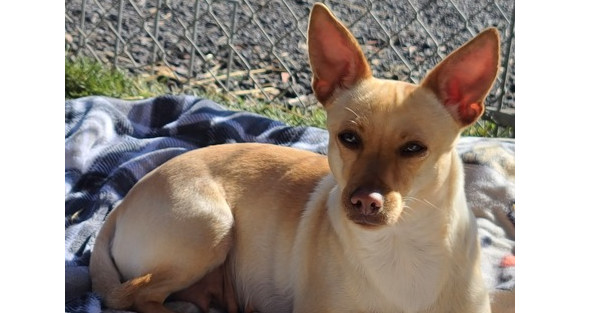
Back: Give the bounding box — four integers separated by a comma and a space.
422, 28, 500, 127
308, 3, 372, 105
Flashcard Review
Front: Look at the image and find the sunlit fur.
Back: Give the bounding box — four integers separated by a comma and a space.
287, 77, 490, 312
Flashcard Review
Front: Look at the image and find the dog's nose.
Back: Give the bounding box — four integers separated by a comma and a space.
350, 189, 384, 215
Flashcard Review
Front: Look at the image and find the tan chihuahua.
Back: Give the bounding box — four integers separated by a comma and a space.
90, 3, 500, 313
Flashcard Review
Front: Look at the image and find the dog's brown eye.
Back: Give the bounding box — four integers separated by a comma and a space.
338, 131, 361, 149
400, 141, 427, 157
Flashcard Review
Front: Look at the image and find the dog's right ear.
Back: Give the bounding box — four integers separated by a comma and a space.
421, 28, 500, 127
308, 3, 372, 106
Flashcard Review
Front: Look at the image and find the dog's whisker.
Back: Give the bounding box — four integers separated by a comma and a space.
345, 107, 360, 119
400, 204, 415, 220
422, 198, 441, 211
404, 196, 441, 211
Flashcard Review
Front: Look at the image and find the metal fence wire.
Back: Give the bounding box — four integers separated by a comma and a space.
65, 0, 515, 136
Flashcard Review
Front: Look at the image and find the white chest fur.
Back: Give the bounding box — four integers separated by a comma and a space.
357, 225, 450, 312
328, 190, 453, 313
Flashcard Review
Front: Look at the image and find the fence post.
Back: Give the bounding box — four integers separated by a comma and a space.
189, 0, 202, 80
493, 6, 515, 136
114, 0, 125, 69
151, 0, 163, 73
225, 0, 239, 90
498, 6, 515, 113
78, 0, 88, 56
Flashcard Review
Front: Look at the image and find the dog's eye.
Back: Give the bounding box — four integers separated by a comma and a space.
400, 141, 427, 157
338, 131, 361, 149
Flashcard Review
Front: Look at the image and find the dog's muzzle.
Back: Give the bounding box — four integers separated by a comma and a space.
344, 187, 393, 227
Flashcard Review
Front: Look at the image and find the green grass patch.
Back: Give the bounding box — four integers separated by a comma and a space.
65, 56, 167, 99
65, 55, 328, 128
462, 119, 514, 138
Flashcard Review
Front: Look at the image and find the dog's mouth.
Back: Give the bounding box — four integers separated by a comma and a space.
350, 214, 387, 228
343, 199, 399, 228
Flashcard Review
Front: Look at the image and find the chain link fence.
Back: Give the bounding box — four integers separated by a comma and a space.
65, 0, 515, 136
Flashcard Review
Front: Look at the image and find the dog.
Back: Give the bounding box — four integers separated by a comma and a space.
90, 3, 500, 313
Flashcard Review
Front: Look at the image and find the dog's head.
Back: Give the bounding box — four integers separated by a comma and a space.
308, 3, 500, 228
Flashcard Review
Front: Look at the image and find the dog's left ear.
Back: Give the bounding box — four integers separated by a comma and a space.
422, 28, 500, 126
308, 3, 372, 105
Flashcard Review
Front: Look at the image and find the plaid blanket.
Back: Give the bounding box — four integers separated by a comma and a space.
65, 95, 515, 313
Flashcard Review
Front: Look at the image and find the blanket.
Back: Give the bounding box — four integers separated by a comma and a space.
65, 95, 515, 313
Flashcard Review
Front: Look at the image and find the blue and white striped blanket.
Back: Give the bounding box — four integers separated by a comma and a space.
65, 95, 515, 313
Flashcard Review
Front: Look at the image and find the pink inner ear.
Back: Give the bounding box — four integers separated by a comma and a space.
445, 51, 494, 103
422, 29, 499, 126
311, 24, 358, 85
308, 9, 370, 103
444, 76, 484, 124
313, 29, 355, 86
439, 46, 497, 124
446, 77, 463, 105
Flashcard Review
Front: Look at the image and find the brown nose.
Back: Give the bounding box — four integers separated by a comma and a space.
350, 189, 384, 216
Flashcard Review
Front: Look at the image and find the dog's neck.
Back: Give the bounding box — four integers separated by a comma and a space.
326, 149, 471, 312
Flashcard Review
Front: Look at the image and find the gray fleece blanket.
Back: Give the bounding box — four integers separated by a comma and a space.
65, 95, 515, 313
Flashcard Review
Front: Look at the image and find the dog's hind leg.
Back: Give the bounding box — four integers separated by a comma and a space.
107, 176, 236, 313
128, 271, 205, 313
127, 234, 234, 313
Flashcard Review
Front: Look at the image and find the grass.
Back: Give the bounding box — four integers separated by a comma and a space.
65, 55, 328, 128
65, 56, 168, 99
65, 55, 512, 137
462, 120, 514, 138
